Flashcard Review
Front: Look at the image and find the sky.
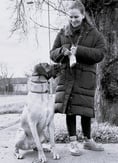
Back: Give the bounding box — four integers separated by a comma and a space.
0, 0, 67, 77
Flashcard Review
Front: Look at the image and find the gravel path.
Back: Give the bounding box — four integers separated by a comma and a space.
0, 95, 118, 163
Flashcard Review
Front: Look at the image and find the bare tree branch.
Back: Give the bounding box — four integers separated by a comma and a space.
29, 16, 59, 30
9, 0, 67, 37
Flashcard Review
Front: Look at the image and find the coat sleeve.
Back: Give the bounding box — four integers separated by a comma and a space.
76, 30, 107, 64
50, 31, 70, 63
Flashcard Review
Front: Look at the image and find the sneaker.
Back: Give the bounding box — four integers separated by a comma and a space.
69, 141, 82, 156
83, 139, 104, 151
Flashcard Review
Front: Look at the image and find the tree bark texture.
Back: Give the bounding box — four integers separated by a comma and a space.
83, 0, 118, 125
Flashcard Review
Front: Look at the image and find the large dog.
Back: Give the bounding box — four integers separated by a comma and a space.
14, 63, 60, 163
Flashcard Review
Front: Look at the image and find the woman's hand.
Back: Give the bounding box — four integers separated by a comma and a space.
70, 45, 77, 56
62, 47, 71, 56
69, 45, 77, 67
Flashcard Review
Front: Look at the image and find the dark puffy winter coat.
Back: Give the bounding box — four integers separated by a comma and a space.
50, 22, 106, 118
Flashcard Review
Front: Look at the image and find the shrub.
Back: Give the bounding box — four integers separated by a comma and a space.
54, 116, 118, 143
91, 122, 118, 143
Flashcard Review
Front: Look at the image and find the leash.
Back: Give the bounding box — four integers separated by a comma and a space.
68, 25, 84, 47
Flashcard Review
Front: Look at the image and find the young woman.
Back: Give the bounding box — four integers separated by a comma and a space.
50, 0, 106, 156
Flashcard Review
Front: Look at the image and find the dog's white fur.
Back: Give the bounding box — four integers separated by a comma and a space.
14, 76, 59, 162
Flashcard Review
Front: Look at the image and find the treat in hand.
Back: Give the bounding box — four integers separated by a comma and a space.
70, 45, 77, 55
63, 47, 71, 56
69, 54, 77, 67
69, 45, 77, 67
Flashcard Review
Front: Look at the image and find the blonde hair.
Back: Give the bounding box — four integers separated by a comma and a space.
68, 0, 85, 16
68, 0, 94, 27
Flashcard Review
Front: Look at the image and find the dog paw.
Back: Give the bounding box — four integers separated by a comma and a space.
39, 156, 47, 163
43, 147, 51, 152
39, 159, 47, 163
53, 153, 60, 160
14, 152, 23, 159
32, 159, 47, 163
42, 144, 51, 153
37, 152, 47, 163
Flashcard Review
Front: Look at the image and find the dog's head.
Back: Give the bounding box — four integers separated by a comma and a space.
28, 63, 50, 93
32, 62, 61, 82
31, 63, 51, 83
28, 63, 61, 93
33, 63, 50, 78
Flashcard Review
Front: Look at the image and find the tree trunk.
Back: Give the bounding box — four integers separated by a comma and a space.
93, 2, 118, 125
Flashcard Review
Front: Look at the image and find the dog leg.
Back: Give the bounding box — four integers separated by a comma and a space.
14, 128, 36, 159
14, 144, 24, 159
14, 130, 26, 159
48, 120, 60, 160
29, 121, 47, 163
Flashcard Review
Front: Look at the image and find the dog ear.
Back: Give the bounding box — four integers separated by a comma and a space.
33, 63, 61, 79
33, 63, 49, 79
41, 63, 51, 73
48, 64, 61, 79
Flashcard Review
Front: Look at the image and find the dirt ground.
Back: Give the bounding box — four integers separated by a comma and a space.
0, 95, 118, 163
0, 113, 118, 163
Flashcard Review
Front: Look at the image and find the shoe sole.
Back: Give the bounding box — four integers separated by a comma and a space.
84, 146, 104, 151
70, 151, 83, 156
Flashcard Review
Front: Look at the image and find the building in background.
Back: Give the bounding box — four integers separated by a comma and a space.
0, 77, 56, 95
0, 77, 28, 95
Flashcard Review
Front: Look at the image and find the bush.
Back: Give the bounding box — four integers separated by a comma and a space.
54, 116, 118, 143
91, 122, 118, 143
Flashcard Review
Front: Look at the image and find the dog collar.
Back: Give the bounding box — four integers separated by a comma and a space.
29, 81, 50, 93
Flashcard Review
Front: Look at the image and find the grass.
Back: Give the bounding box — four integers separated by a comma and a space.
91, 122, 118, 143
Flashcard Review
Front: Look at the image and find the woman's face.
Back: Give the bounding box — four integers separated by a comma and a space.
68, 8, 85, 28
